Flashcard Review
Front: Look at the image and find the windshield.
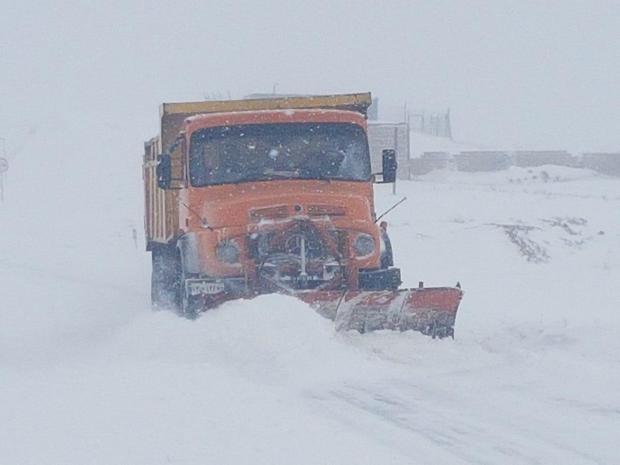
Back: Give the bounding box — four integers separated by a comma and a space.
189, 123, 371, 186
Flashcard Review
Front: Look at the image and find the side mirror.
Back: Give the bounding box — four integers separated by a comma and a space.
382, 149, 397, 183
156, 154, 172, 189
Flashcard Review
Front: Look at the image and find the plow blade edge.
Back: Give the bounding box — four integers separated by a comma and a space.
296, 287, 463, 338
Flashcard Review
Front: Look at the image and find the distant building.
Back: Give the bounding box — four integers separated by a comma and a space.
455, 151, 512, 172
407, 152, 451, 176
582, 152, 620, 176
512, 151, 576, 168
367, 121, 410, 176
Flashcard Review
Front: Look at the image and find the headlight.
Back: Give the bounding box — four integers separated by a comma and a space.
216, 241, 240, 263
353, 233, 375, 257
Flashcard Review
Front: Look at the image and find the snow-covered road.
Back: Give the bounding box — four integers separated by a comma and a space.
1, 120, 618, 464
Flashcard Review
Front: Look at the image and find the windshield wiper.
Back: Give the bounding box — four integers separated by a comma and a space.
234, 170, 338, 183
265, 170, 300, 177
254, 170, 302, 180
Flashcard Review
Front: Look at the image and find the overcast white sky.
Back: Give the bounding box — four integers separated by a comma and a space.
1, 0, 619, 151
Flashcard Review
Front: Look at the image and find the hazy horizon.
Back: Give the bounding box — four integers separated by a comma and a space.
1, 0, 618, 152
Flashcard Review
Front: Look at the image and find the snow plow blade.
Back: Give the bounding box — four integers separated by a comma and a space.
296, 287, 463, 338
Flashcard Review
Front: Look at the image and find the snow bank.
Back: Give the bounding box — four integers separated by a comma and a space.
99, 295, 372, 388
419, 164, 600, 185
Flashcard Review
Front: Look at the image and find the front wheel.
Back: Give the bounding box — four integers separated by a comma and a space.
151, 245, 182, 312
180, 275, 203, 319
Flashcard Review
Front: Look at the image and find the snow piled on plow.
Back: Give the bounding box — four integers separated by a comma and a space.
100, 295, 365, 387
1, 117, 620, 464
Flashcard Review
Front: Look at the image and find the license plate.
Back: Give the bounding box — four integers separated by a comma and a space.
187, 280, 225, 295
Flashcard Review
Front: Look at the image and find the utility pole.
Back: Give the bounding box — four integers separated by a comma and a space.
392, 127, 398, 195
0, 138, 7, 203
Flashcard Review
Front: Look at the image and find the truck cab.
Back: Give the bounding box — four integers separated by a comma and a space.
146, 94, 399, 313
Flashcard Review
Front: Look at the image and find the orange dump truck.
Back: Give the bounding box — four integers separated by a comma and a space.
143, 93, 462, 337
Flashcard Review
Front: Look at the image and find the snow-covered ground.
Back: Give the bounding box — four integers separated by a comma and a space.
1, 119, 619, 464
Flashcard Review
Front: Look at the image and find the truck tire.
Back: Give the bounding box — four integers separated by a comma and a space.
181, 287, 202, 319
151, 245, 182, 311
